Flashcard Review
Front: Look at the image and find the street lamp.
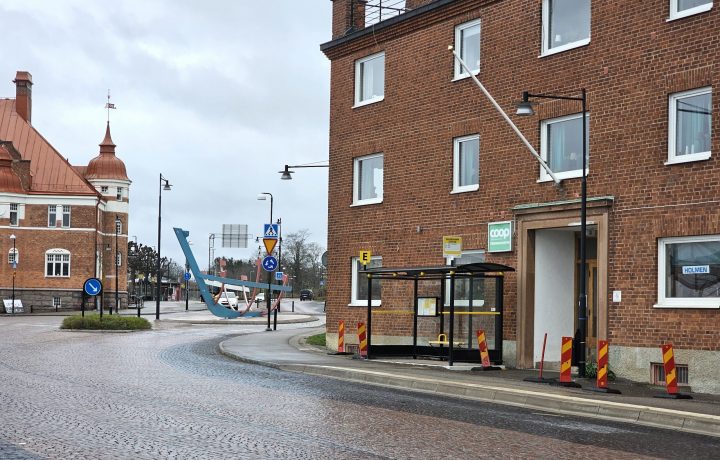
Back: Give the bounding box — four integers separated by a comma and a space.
278, 163, 328, 180
257, 192, 274, 331
115, 215, 121, 314
9, 234, 16, 314
156, 174, 172, 320
517, 89, 588, 377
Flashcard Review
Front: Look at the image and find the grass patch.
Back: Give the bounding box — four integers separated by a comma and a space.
61, 314, 151, 331
306, 333, 326, 347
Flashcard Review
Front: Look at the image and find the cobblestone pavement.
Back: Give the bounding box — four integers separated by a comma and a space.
0, 314, 718, 459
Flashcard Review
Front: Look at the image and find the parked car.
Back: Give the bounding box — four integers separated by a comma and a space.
254, 293, 265, 303
299, 289, 314, 301
218, 292, 238, 308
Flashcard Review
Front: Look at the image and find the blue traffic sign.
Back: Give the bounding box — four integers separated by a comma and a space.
262, 255, 278, 272
275, 271, 284, 281
184, 272, 191, 281
263, 224, 279, 239
83, 278, 103, 296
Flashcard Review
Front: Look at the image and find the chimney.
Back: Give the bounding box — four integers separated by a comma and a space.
13, 71, 33, 124
332, 0, 367, 39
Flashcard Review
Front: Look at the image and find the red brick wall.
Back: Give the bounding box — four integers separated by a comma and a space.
324, 0, 719, 350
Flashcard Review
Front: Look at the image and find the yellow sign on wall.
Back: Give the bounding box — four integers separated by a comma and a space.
442, 236, 462, 257
359, 250, 372, 265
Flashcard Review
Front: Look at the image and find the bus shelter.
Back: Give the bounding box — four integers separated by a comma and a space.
359, 262, 514, 366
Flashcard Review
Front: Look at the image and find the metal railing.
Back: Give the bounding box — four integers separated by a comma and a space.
362, 1, 408, 27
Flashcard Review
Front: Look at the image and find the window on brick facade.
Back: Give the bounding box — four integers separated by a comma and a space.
48, 205, 71, 227
115, 219, 122, 235
9, 203, 18, 226
667, 87, 712, 165
454, 19, 481, 79
53, 297, 61, 309
540, 113, 590, 181
8, 248, 18, 265
670, 0, 713, 20
117, 252, 122, 267
453, 135, 480, 193
354, 52, 385, 106
353, 153, 384, 206
657, 235, 720, 309
101, 186, 109, 193
542, 0, 591, 56
116, 187, 123, 200
45, 249, 70, 277
445, 249, 487, 307
351, 256, 382, 306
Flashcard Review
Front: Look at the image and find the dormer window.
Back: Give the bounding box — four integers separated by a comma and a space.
116, 187, 123, 200
101, 186, 109, 193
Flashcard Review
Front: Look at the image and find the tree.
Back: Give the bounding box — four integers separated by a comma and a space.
283, 229, 324, 295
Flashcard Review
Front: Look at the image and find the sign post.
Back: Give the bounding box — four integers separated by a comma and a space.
83, 278, 103, 318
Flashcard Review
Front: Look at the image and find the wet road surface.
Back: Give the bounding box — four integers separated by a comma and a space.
0, 315, 717, 459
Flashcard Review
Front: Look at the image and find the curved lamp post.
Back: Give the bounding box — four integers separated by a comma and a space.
9, 234, 16, 314
156, 174, 172, 320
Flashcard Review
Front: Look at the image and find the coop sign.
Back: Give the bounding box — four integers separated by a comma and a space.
488, 221, 512, 253
682, 265, 709, 275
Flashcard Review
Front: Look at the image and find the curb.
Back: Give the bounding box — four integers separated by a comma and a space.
218, 332, 720, 438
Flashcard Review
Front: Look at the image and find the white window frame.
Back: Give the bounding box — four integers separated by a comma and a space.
354, 52, 385, 107
669, 0, 713, 21
656, 235, 720, 309
101, 186, 109, 193
62, 205, 71, 227
350, 255, 382, 306
117, 252, 122, 267
452, 135, 480, 193
445, 249, 487, 306
352, 153, 384, 206
539, 113, 590, 182
116, 187, 123, 200
116, 219, 122, 235
45, 249, 71, 277
53, 297, 61, 309
541, 0, 591, 57
666, 87, 712, 165
8, 248, 18, 265
9, 203, 18, 226
453, 19, 481, 80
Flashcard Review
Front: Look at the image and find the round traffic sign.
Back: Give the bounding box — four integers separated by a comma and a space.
184, 272, 191, 281
262, 255, 278, 272
83, 278, 103, 296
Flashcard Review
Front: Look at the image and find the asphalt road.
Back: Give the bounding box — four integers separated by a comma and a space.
0, 315, 717, 459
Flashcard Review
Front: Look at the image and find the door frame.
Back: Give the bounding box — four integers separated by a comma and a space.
514, 198, 612, 369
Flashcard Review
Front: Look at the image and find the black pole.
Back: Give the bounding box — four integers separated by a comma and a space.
468, 276, 474, 348
81, 292, 85, 317
496, 274, 504, 363
185, 260, 189, 311
266, 271, 272, 331
449, 272, 455, 366
273, 306, 277, 330
115, 216, 119, 314
412, 278, 418, 359
11, 237, 15, 315
156, 174, 162, 320
367, 272, 372, 359
578, 88, 588, 378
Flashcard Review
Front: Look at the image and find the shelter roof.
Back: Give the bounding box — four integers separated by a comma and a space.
360, 262, 514, 280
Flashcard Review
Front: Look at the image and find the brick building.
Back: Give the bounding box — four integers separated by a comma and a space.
0, 71, 130, 312
321, 0, 720, 392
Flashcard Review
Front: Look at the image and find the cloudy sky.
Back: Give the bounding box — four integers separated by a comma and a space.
0, 0, 331, 267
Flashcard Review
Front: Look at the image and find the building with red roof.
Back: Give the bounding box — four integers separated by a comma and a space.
0, 71, 131, 312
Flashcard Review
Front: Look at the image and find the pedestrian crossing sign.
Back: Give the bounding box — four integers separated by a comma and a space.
263, 224, 279, 239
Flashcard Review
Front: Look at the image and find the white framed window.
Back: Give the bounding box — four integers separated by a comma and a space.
351, 256, 382, 306
667, 87, 712, 165
116, 252, 122, 267
657, 235, 720, 309
48, 205, 71, 227
540, 113, 590, 181
45, 249, 70, 277
352, 153, 384, 206
454, 19, 481, 79
116, 187, 123, 200
542, 0, 591, 56
101, 186, 109, 193
354, 52, 385, 107
8, 248, 18, 265
669, 0, 713, 21
452, 135, 480, 193
9, 203, 18, 226
115, 219, 122, 234
53, 297, 61, 309
445, 250, 487, 306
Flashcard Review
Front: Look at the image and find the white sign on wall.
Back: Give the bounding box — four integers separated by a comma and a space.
682, 265, 710, 275
3, 299, 23, 313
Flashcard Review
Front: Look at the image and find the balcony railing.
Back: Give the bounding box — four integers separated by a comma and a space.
362, 1, 408, 27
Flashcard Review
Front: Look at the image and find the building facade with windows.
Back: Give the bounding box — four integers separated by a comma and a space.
0, 71, 130, 312
322, 0, 720, 392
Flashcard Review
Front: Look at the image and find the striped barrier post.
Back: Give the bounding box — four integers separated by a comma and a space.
586, 340, 621, 394
358, 322, 368, 358
338, 320, 345, 353
654, 343, 692, 399
556, 336, 581, 387
477, 330, 491, 367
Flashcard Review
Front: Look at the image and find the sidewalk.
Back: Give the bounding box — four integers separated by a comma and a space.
219, 325, 720, 438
